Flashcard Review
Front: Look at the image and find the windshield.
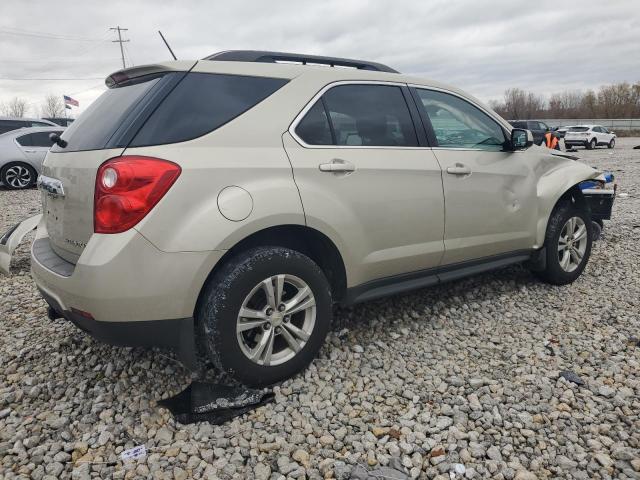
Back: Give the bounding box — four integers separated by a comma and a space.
568, 127, 590, 132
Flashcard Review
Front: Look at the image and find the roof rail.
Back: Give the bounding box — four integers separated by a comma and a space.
203, 50, 399, 73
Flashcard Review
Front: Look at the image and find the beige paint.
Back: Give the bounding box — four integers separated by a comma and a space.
8, 59, 602, 323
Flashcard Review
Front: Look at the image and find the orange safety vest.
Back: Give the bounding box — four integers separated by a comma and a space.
545, 132, 558, 149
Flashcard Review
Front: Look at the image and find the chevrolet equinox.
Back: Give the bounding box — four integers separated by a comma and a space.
0, 51, 612, 386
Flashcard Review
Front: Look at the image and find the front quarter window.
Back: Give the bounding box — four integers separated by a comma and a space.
414, 89, 506, 150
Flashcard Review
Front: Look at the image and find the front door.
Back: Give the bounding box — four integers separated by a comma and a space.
412, 88, 538, 265
283, 82, 445, 287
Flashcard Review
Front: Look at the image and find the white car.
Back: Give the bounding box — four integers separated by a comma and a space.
564, 125, 616, 150
0, 126, 65, 189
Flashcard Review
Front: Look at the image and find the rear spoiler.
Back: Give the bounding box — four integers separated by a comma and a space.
105, 61, 197, 88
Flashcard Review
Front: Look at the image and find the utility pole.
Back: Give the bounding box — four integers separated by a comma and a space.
110, 26, 129, 69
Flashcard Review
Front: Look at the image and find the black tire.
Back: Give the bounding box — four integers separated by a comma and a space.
197, 246, 332, 387
0, 162, 36, 190
533, 201, 592, 285
608, 138, 615, 149
586, 138, 596, 150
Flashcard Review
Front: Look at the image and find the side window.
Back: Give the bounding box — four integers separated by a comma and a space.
16, 134, 33, 147
321, 84, 418, 147
539, 122, 549, 131
415, 89, 506, 150
30, 131, 60, 147
131, 73, 289, 147
295, 100, 332, 145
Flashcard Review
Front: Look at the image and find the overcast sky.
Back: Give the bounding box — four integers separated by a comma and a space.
1, 0, 638, 117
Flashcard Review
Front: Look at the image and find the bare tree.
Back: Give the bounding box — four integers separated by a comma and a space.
501, 88, 545, 119
41, 94, 65, 118
0, 97, 28, 117
490, 81, 640, 119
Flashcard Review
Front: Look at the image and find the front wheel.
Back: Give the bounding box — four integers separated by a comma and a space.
197, 246, 332, 386
533, 202, 592, 285
608, 138, 615, 149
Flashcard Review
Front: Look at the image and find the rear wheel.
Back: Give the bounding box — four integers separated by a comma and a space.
608, 138, 615, 149
586, 138, 597, 150
197, 246, 332, 386
1, 163, 36, 190
533, 201, 592, 285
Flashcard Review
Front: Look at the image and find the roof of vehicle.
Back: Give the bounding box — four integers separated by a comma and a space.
0, 116, 58, 125
0, 125, 65, 139
105, 51, 502, 121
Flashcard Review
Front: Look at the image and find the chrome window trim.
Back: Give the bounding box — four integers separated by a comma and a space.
288, 80, 429, 150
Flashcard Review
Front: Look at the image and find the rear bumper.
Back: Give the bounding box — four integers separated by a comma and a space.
29, 220, 226, 364
40, 286, 197, 366
30, 222, 224, 321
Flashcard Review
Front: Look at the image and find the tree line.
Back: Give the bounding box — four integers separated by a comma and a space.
0, 94, 67, 119
489, 81, 640, 119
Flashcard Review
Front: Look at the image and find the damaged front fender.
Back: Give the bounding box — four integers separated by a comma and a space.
535, 157, 601, 246
0, 214, 42, 275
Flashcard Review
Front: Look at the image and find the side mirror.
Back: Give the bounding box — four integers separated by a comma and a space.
510, 128, 533, 150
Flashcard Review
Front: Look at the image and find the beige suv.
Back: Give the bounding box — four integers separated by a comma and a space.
0, 51, 611, 386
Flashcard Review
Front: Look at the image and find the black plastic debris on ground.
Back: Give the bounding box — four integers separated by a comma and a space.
560, 370, 585, 386
158, 382, 274, 425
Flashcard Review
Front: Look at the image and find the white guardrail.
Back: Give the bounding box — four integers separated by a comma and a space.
540, 119, 640, 131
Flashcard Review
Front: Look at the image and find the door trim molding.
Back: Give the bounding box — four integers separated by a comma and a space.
343, 249, 533, 305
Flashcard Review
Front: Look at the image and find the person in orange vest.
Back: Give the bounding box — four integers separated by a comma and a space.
544, 128, 560, 150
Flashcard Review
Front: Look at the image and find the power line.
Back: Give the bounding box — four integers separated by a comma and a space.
110, 26, 129, 69
0, 27, 109, 42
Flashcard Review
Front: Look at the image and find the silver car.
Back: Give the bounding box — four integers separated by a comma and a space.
0, 126, 65, 189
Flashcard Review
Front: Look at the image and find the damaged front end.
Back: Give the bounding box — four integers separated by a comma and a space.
0, 214, 41, 276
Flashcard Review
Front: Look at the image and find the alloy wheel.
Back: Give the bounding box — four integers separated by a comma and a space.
4, 165, 32, 188
236, 274, 316, 366
558, 216, 587, 272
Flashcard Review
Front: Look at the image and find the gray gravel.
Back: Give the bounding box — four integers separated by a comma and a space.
1, 139, 639, 479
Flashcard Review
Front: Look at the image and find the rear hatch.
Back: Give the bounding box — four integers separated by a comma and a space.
41, 62, 195, 263
564, 126, 590, 141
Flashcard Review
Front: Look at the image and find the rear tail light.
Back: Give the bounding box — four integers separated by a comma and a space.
94, 156, 181, 234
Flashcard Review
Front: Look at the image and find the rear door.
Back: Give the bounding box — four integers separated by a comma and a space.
411, 87, 537, 265
21, 131, 61, 167
283, 82, 445, 286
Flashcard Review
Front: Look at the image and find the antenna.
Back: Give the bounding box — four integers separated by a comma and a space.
158, 31, 177, 60
110, 26, 130, 69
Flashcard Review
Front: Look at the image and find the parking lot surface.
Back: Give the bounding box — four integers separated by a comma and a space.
1, 139, 639, 479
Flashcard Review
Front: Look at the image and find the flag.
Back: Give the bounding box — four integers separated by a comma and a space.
63, 95, 79, 107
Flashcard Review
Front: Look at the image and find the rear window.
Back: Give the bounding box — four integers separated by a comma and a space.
568, 127, 589, 132
54, 74, 167, 152
129, 73, 288, 147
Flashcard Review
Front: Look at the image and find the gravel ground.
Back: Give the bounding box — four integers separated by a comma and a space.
1, 138, 639, 480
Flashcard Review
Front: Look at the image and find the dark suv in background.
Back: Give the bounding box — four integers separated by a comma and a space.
508, 120, 551, 146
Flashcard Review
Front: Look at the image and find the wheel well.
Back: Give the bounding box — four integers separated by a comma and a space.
196, 225, 348, 314
554, 184, 589, 215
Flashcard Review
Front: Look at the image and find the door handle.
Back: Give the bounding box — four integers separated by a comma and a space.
446, 164, 471, 175
23, 150, 37, 153
319, 159, 355, 173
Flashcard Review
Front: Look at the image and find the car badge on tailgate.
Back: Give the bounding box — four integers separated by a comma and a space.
37, 175, 65, 198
